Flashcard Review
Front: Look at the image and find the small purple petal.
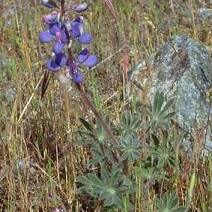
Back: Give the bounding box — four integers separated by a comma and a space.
72, 3, 88, 13
43, 12, 58, 24
70, 22, 83, 38
49, 24, 60, 35
55, 52, 67, 66
47, 59, 61, 71
53, 42, 64, 54
84, 55, 98, 68
60, 29, 68, 44
72, 71, 84, 84
78, 32, 92, 44
42, 0, 57, 9
78, 48, 89, 63
39, 31, 54, 43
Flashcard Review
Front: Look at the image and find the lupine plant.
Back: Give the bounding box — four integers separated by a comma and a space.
39, 1, 187, 211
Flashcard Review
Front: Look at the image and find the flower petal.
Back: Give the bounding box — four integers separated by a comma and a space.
60, 29, 68, 44
70, 21, 83, 38
55, 52, 67, 66
72, 71, 84, 84
53, 42, 64, 54
47, 59, 61, 71
77, 48, 89, 63
84, 55, 98, 68
49, 24, 60, 35
42, 0, 57, 9
78, 32, 92, 44
72, 3, 88, 13
39, 31, 54, 43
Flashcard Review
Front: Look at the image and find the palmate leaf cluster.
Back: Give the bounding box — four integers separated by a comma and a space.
75, 91, 186, 210
77, 165, 133, 208
156, 192, 186, 212
119, 111, 142, 136
118, 135, 142, 162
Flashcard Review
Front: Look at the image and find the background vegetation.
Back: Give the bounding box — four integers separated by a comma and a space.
0, 0, 211, 211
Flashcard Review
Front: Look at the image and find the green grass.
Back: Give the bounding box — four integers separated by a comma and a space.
0, 0, 211, 211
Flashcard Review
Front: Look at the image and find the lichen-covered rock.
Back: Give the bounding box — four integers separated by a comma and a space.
150, 35, 211, 131
197, 8, 212, 23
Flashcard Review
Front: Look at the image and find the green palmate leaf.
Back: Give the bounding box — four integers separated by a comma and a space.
153, 91, 164, 114
120, 111, 142, 136
159, 98, 175, 116
77, 166, 134, 208
118, 135, 142, 162
149, 91, 175, 130
157, 92, 165, 113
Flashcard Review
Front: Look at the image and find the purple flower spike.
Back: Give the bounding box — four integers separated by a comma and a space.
78, 48, 89, 63
84, 55, 98, 68
78, 32, 92, 44
53, 42, 65, 54
39, 31, 54, 43
72, 3, 88, 13
42, 0, 57, 9
72, 71, 84, 84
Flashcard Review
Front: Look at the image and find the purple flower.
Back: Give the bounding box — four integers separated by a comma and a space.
53, 42, 65, 54
39, 31, 54, 43
70, 17, 84, 38
71, 3, 88, 13
49, 24, 61, 35
77, 49, 98, 68
41, 0, 58, 9
40, 24, 68, 53
77, 48, 89, 63
47, 52, 67, 71
83, 55, 98, 68
78, 32, 92, 44
72, 71, 84, 84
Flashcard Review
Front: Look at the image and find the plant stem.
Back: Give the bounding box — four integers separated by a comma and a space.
76, 84, 116, 143
75, 83, 118, 162
61, 0, 65, 16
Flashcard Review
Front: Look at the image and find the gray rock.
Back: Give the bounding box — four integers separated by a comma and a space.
197, 8, 212, 23
150, 35, 211, 131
